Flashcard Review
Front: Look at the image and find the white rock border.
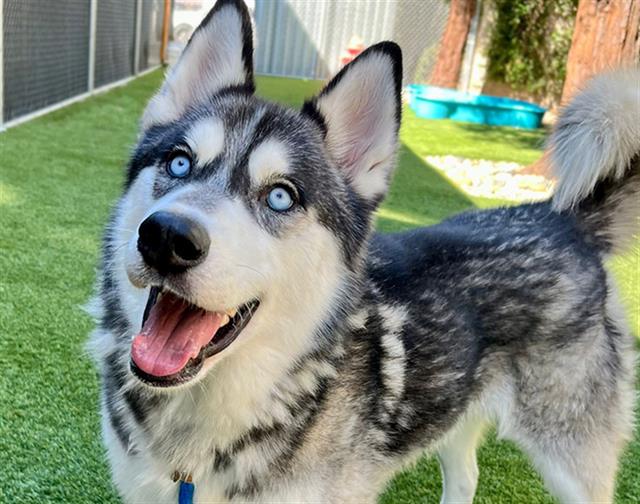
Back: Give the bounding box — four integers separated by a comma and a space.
425, 155, 555, 202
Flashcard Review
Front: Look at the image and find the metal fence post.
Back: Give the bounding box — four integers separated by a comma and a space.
161, 0, 171, 65
134, 0, 142, 74
88, 0, 97, 92
0, 0, 4, 127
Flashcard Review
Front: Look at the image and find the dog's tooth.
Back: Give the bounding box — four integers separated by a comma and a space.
226, 308, 237, 318
219, 314, 230, 327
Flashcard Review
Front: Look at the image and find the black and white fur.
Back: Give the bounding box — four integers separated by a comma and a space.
89, 1, 639, 502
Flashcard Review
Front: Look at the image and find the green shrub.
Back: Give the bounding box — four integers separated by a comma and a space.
487, 0, 577, 100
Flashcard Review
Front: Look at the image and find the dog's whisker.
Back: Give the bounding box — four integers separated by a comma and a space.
234, 263, 267, 281
109, 226, 137, 234
109, 241, 130, 254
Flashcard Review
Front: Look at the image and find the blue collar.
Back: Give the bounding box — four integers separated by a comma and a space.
172, 472, 195, 504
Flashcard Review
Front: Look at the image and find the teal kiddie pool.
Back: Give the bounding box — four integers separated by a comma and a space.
407, 84, 546, 129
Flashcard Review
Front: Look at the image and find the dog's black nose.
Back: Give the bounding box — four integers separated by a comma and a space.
137, 211, 210, 274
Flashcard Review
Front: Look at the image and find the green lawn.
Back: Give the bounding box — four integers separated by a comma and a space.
0, 71, 637, 503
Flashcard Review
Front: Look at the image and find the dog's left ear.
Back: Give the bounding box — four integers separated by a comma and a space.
142, 0, 254, 129
303, 42, 402, 201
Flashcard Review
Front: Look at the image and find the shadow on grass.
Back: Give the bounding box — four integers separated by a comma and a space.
376, 142, 476, 233
454, 121, 548, 152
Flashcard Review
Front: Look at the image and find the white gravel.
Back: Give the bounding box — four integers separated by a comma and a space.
425, 155, 555, 202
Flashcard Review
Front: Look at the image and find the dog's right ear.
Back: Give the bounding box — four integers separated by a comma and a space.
142, 0, 254, 129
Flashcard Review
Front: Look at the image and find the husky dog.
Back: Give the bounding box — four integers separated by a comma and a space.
88, 0, 639, 502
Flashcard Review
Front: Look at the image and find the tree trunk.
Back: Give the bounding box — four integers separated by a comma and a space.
561, 0, 639, 102
430, 0, 477, 88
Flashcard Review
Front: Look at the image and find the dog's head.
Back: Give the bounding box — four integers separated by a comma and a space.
109, 0, 402, 388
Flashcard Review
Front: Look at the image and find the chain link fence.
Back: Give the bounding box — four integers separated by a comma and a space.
2, 0, 450, 127
1, 0, 165, 127
170, 0, 449, 84
254, 0, 450, 84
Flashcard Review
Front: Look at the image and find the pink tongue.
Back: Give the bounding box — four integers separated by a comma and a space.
131, 292, 224, 377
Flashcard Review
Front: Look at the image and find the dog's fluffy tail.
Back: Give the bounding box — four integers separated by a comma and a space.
550, 68, 640, 256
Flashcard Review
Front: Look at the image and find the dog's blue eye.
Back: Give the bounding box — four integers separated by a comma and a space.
168, 155, 191, 178
267, 186, 294, 212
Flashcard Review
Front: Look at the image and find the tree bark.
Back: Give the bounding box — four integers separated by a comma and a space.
430, 0, 477, 88
561, 0, 639, 102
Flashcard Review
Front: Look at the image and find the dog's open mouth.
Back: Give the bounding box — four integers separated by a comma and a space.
130, 287, 259, 387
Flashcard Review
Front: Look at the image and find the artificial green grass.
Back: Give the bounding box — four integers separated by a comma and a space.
0, 71, 637, 503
